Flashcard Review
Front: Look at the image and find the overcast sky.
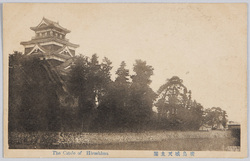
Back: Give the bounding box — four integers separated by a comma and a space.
3, 3, 247, 123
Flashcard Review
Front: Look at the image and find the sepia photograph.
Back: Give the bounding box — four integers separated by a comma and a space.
3, 3, 247, 158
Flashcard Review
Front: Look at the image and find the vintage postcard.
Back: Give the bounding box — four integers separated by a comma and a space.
3, 3, 247, 158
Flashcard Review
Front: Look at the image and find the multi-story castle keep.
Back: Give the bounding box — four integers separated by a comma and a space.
20, 17, 79, 108
20, 17, 79, 74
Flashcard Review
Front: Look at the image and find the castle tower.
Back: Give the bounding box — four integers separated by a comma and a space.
20, 17, 79, 68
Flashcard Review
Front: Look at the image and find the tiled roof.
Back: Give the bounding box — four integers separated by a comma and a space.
30, 17, 71, 33
55, 58, 75, 75
20, 37, 79, 48
56, 58, 74, 69
25, 43, 71, 61
52, 52, 71, 60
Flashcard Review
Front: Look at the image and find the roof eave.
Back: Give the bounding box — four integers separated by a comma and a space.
30, 26, 70, 33
20, 37, 80, 48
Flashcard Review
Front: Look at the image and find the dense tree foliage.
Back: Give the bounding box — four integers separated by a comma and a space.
155, 76, 204, 130
9, 52, 62, 132
93, 61, 131, 131
9, 52, 228, 132
129, 60, 157, 130
203, 107, 228, 129
9, 52, 23, 131
67, 54, 112, 131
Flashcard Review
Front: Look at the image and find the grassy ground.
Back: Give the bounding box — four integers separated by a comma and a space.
9, 130, 239, 151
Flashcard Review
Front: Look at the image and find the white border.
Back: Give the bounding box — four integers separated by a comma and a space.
0, 1, 249, 161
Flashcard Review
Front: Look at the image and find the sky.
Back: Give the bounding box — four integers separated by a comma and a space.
3, 3, 247, 123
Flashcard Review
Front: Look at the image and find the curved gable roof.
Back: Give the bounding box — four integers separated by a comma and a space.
30, 17, 70, 33
27, 44, 48, 55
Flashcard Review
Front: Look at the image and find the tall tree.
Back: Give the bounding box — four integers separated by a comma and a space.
115, 61, 130, 85
155, 76, 203, 130
9, 52, 24, 132
113, 61, 131, 129
129, 60, 157, 130
68, 54, 112, 131
95, 61, 131, 131
114, 61, 130, 111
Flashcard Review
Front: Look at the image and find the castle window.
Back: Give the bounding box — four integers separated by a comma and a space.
60, 34, 62, 39
50, 31, 53, 36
